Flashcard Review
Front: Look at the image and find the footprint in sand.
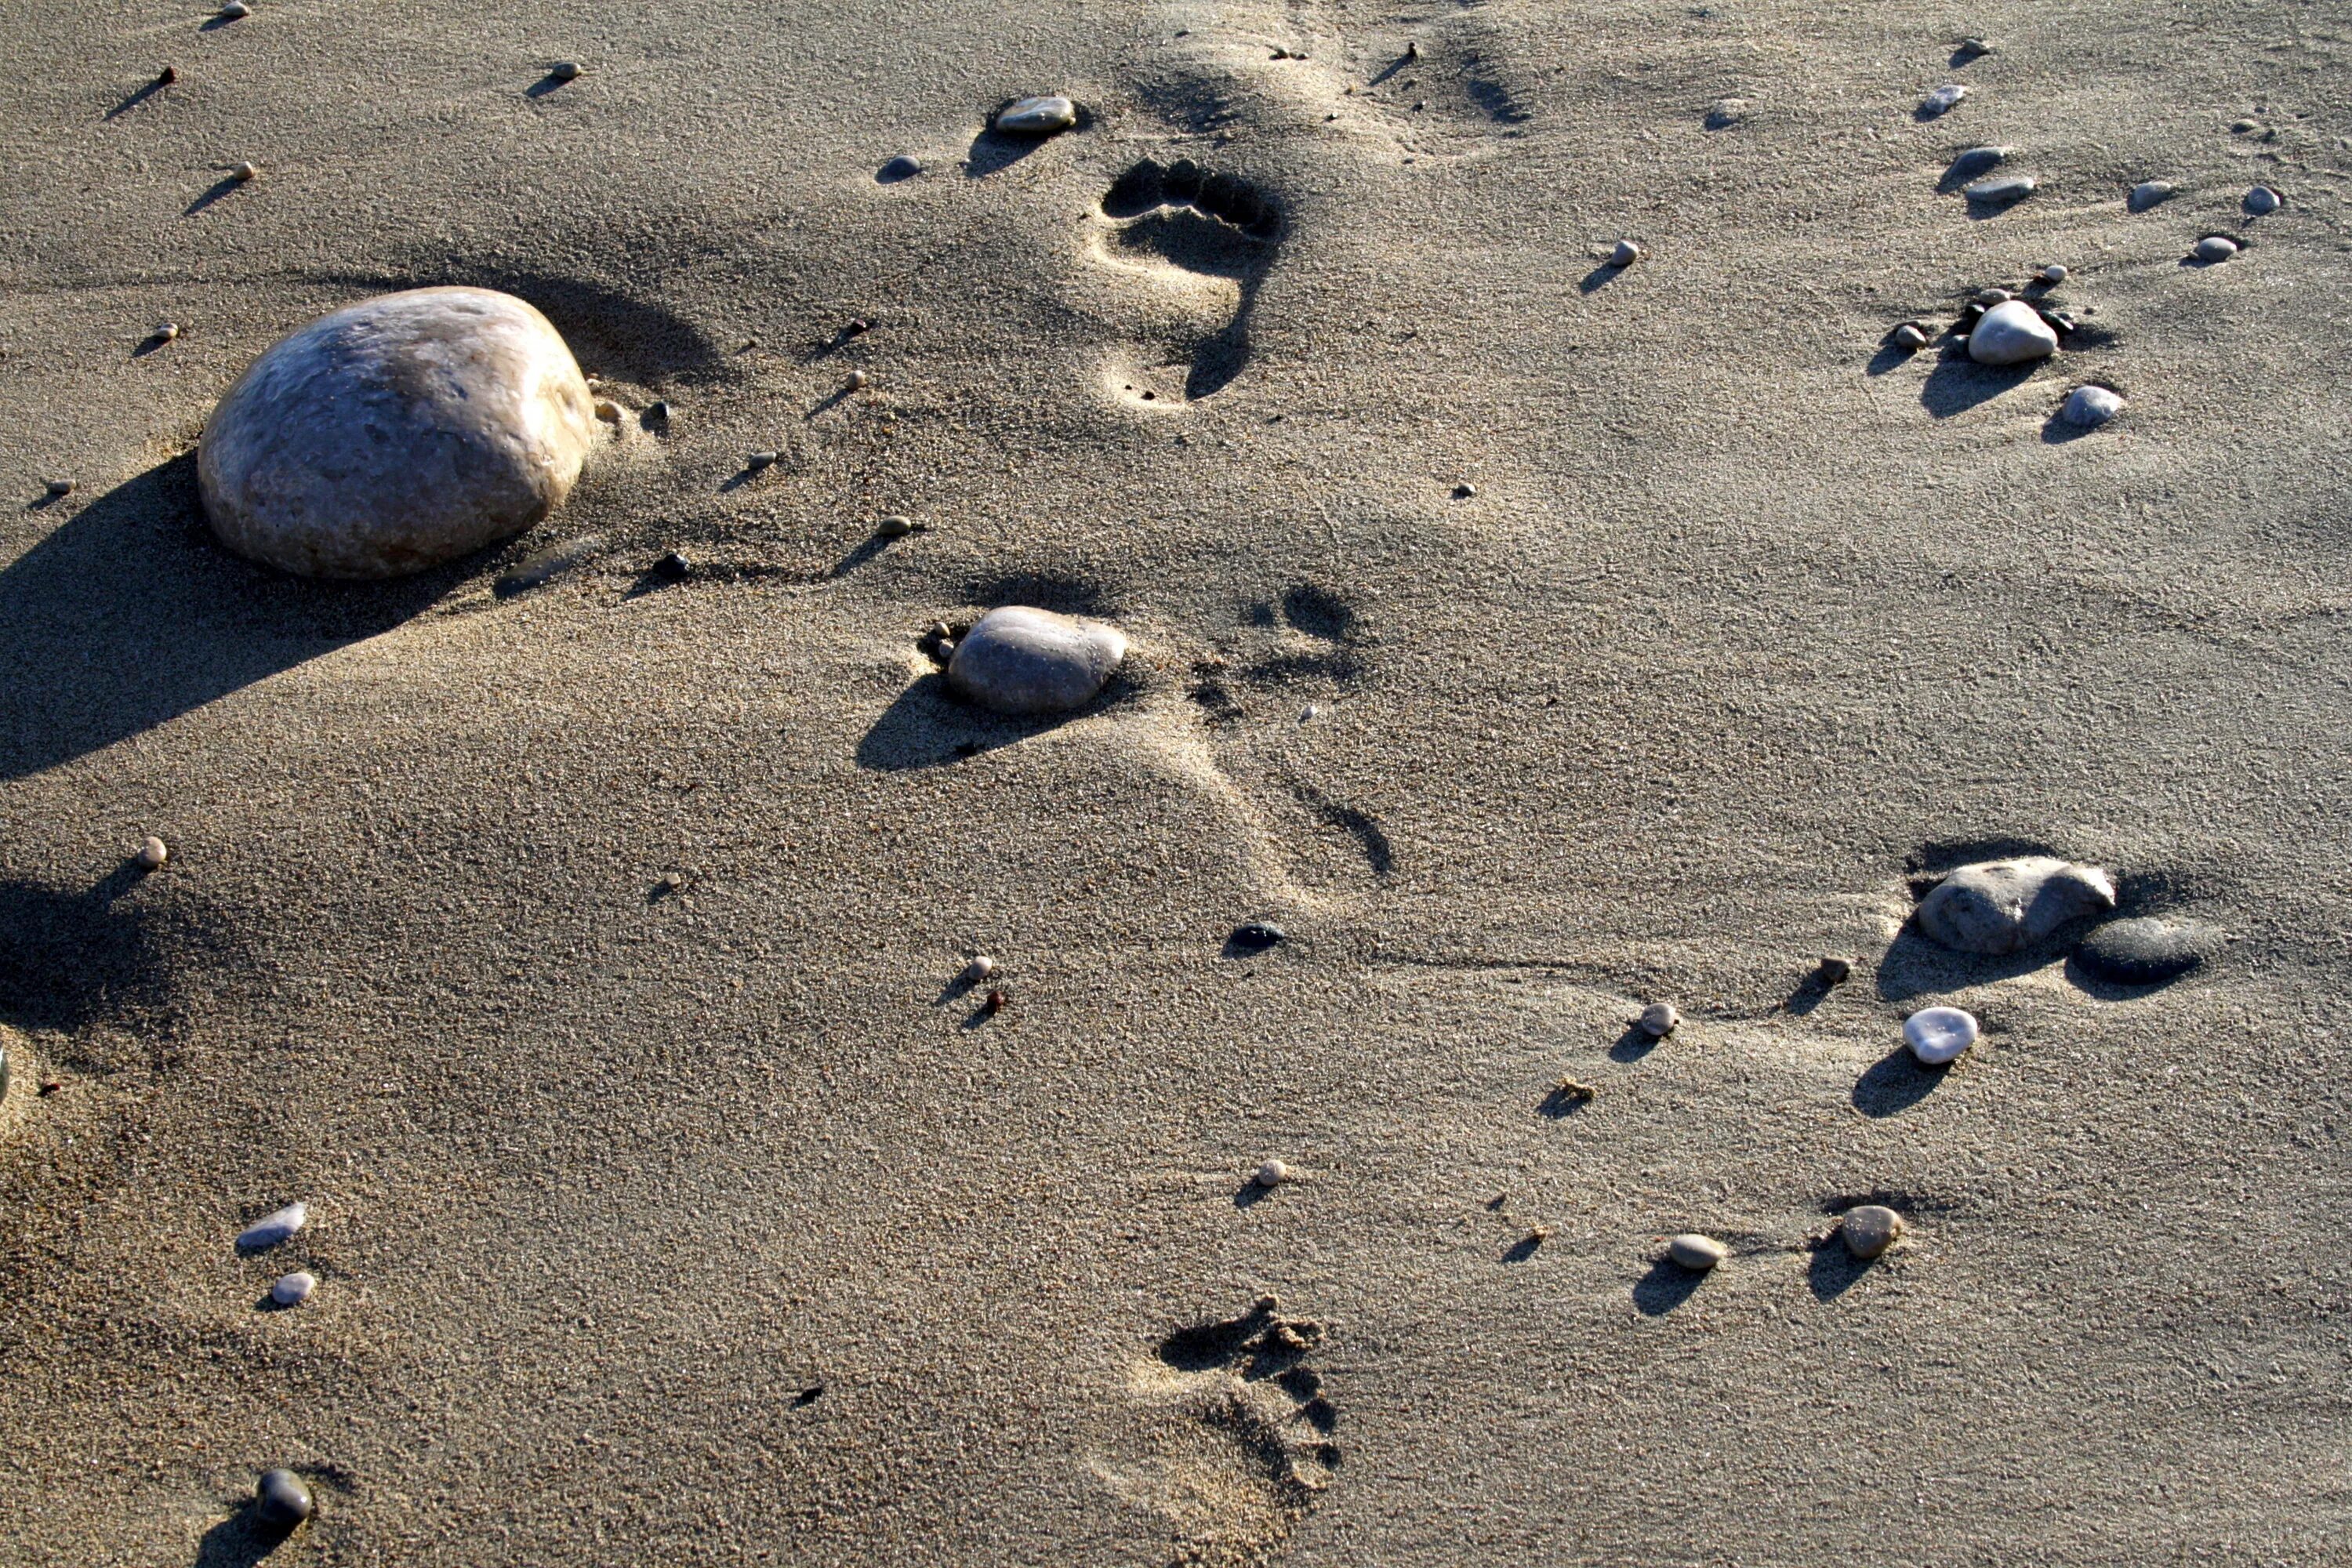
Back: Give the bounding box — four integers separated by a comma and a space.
1088, 158, 1282, 409
1090, 1297, 1340, 1566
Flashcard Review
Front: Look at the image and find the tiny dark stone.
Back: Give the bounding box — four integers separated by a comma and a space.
159, 65, 179, 84
1816, 956, 1852, 985
2077, 917, 2217, 984
1164, 158, 1203, 201
1230, 920, 1287, 950
254, 1468, 313, 1528
652, 550, 691, 580
877, 154, 922, 182
648, 399, 672, 423
844, 319, 870, 336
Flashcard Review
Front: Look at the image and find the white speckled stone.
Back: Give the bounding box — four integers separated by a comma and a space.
996, 95, 1076, 133
1841, 1205, 1904, 1259
238, 1201, 307, 1251
1637, 1002, 1679, 1038
1668, 1233, 1727, 1270
2059, 384, 2125, 427
1915, 856, 2115, 954
1903, 1005, 1979, 1065
200, 288, 598, 579
946, 606, 1128, 715
1968, 300, 2059, 366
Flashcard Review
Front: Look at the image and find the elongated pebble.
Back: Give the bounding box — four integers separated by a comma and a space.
1668, 1233, 1727, 1270
1893, 323, 1929, 350
1841, 1204, 1904, 1259
1919, 84, 1967, 116
2245, 185, 2281, 214
1903, 1005, 1978, 1065
550, 61, 582, 82
271, 1270, 317, 1306
878, 154, 922, 180
45, 479, 74, 498
2127, 180, 2173, 212
1943, 146, 2008, 183
1974, 288, 2011, 305
2059, 383, 2124, 428
995, 95, 1076, 134
876, 514, 914, 538
2039, 263, 2068, 283
237, 1201, 307, 1251
2194, 235, 2239, 263
2077, 916, 2216, 983
946, 605, 1127, 715
1963, 173, 2036, 205
219, 1, 251, 17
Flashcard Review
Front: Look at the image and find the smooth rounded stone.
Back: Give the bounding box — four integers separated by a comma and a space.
745, 451, 777, 470
1704, 98, 1747, 131
995, 95, 1076, 134
237, 1201, 307, 1252
2194, 234, 2240, 263
136, 836, 169, 869
1903, 1005, 1979, 1065
254, 1469, 313, 1528
1974, 288, 2012, 305
1254, 1159, 1292, 1188
1637, 1002, 1679, 1038
1915, 856, 2116, 955
231, 162, 260, 183
878, 154, 922, 181
2127, 180, 2174, 212
2077, 916, 2217, 983
201, 288, 598, 579
1944, 145, 2009, 183
1610, 238, 1642, 266
945, 606, 1128, 716
1893, 323, 1929, 350
1231, 919, 1287, 950
876, 514, 914, 538
1841, 1205, 1904, 1260
2245, 185, 2281, 215
1962, 173, 2037, 205
550, 60, 582, 82
270, 1270, 317, 1306
2059, 383, 2125, 428
2039, 263, 2069, 283
219, 1, 251, 17
1918, 83, 1967, 117
45, 478, 74, 497
962, 955, 996, 983
1967, 299, 2060, 366
157, 321, 182, 342
1668, 1233, 1727, 1271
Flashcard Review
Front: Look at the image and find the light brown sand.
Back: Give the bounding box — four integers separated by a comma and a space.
4, 1, 2350, 1563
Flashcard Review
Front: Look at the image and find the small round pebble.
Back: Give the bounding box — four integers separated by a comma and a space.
1919, 84, 1967, 116
1610, 238, 1642, 266
2127, 180, 2174, 212
45, 479, 74, 498
2039, 263, 2069, 284
1841, 1205, 1904, 1259
550, 61, 582, 82
652, 549, 690, 580
158, 321, 182, 341
963, 955, 996, 983
2076, 916, 2216, 983
876, 514, 914, 538
231, 162, 260, 183
1668, 1233, 1727, 1271
2059, 383, 2125, 428
879, 155, 921, 180
237, 1201, 307, 1251
1903, 1005, 1979, 1065
1637, 1002, 1679, 1039
1893, 323, 1929, 350
219, 1, 251, 17
136, 836, 169, 869
2245, 185, 2281, 215
996, 95, 1077, 134
846, 369, 869, 390
2194, 234, 2239, 263
1967, 299, 2060, 367
1299, 704, 1318, 721
254, 1469, 313, 1528
1254, 1159, 1292, 1187
271, 1270, 317, 1306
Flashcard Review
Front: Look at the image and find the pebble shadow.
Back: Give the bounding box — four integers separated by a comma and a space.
1632, 1258, 1704, 1316
523, 71, 572, 99
106, 75, 172, 120
1576, 263, 1623, 295
855, 674, 1118, 772
2041, 410, 2099, 445
1919, 356, 2038, 417
1850, 1045, 1945, 1118
1606, 1024, 1659, 1063
191, 1512, 298, 1567
183, 176, 246, 218
1864, 339, 1917, 377
1805, 1242, 1872, 1301
965, 129, 1047, 178
1872, 925, 2055, 1003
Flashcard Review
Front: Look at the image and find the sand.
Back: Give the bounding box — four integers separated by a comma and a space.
3, 1, 2350, 1563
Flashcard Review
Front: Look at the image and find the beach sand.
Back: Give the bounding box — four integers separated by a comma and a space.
3, 1, 2350, 1562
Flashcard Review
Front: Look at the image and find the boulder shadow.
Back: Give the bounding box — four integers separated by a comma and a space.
1919, 355, 2037, 416
965, 129, 1050, 179
1850, 1045, 1945, 1117
0, 455, 459, 782
2041, 409, 2100, 445
0, 876, 173, 1033
1873, 924, 2056, 1004
1632, 1258, 1704, 1316
183, 176, 247, 217
1577, 263, 1624, 295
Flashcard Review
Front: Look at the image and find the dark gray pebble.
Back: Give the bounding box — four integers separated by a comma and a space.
2076, 917, 2216, 983
255, 1468, 313, 1527
652, 550, 690, 580
878, 154, 922, 181
1231, 920, 1287, 950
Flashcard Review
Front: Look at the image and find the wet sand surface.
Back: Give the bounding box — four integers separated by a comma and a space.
3, 2, 2350, 1563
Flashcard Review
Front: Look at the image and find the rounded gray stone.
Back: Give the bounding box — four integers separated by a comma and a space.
946, 606, 1128, 715
1841, 1205, 1904, 1259
1919, 84, 1966, 117
254, 1468, 313, 1527
1915, 856, 2116, 955
2077, 916, 2217, 983
1967, 300, 2059, 366
1963, 173, 2037, 205
2194, 235, 2239, 263
2245, 185, 2281, 215
236, 1200, 307, 1252
1637, 1001, 1679, 1038
2127, 180, 2174, 212
995, 95, 1076, 134
1668, 1233, 1727, 1271
2060, 384, 2125, 427
199, 288, 599, 579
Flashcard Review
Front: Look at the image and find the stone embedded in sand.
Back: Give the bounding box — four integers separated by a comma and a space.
2077, 916, 2216, 983
1841, 1205, 1904, 1259
2245, 185, 2281, 215
271, 1270, 317, 1306
1974, 288, 2012, 305
1668, 1233, 1727, 1271
2127, 180, 2174, 212
200, 288, 598, 579
2059, 384, 2125, 428
1637, 1002, 1679, 1038
2194, 235, 2239, 263
550, 60, 582, 82
1231, 920, 1287, 950
1704, 98, 1747, 130
2040, 263, 2069, 284
946, 606, 1128, 716
1255, 1159, 1293, 1187
136, 836, 169, 869
995, 95, 1076, 134
1915, 856, 2116, 955
1919, 84, 1967, 116
1963, 173, 2037, 205
1904, 1005, 1979, 1065
878, 154, 921, 181
1968, 300, 2060, 367
254, 1469, 313, 1528
219, 1, 251, 18
237, 1201, 307, 1252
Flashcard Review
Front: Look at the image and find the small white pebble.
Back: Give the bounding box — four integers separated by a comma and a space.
230, 162, 260, 183
237, 1201, 307, 1251
2194, 234, 2239, 263
1903, 1004, 1979, 1065
1668, 1233, 1727, 1271
2245, 185, 2281, 215
271, 1271, 317, 1306
1610, 238, 1642, 266
136, 836, 169, 869
1254, 1159, 1292, 1188
2039, 263, 2068, 283
2127, 180, 2173, 212
1637, 1001, 1679, 1039
964, 955, 996, 983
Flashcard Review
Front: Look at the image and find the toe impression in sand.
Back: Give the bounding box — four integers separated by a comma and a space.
1915, 855, 2115, 955
199, 287, 599, 579
946, 606, 1128, 715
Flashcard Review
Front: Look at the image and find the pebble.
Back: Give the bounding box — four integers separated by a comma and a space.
1962, 173, 2036, 205
878, 154, 922, 180
2039, 263, 2068, 284
1610, 238, 1642, 266
237, 1201, 307, 1252
845, 369, 869, 390
1973, 288, 2012, 305
946, 605, 1129, 715
963, 956, 996, 983
746, 451, 777, 470
1943, 145, 2009, 184
2193, 234, 2239, 263
1254, 1159, 1293, 1188
1454, 482, 1476, 498
2076, 916, 2216, 983
2058, 383, 2125, 428
593, 398, 622, 422
1915, 856, 2116, 955
876, 515, 914, 538
648, 398, 673, 423
2245, 185, 2281, 215
136, 836, 169, 869
1918, 84, 1967, 117
219, 1, 251, 17
200, 289, 597, 579
1903, 1005, 1979, 1065
1231, 920, 1287, 950
2127, 180, 2174, 212
1956, 37, 1992, 58
1668, 1233, 1727, 1271
1816, 956, 1853, 986
550, 61, 582, 82
1893, 323, 1929, 350
1840, 1205, 1904, 1260
1966, 299, 2059, 367
271, 1270, 317, 1306
652, 549, 690, 580
1704, 98, 1746, 131
254, 1469, 314, 1528
1299, 704, 1318, 721
996, 95, 1077, 134
1637, 1002, 1679, 1039
45, 478, 74, 497
231, 162, 260, 183
157, 321, 182, 341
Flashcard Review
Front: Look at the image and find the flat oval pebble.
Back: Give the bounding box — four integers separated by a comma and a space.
1919, 84, 1967, 116
946, 605, 1128, 715
995, 95, 1076, 133
1903, 1005, 1979, 1065
1637, 1002, 1679, 1038
1668, 1233, 1727, 1271
878, 154, 922, 181
237, 1200, 307, 1251
1893, 323, 1929, 350
1962, 173, 2037, 205
1610, 238, 1642, 266
1230, 920, 1287, 950
271, 1270, 317, 1306
2076, 916, 2217, 983
254, 1468, 314, 1527
1943, 145, 2009, 183
1967, 300, 2059, 366
2059, 384, 2125, 428
2127, 180, 2173, 212
201, 288, 598, 579
2194, 235, 2239, 263
1841, 1204, 1904, 1259
1915, 856, 2115, 954
2245, 185, 2281, 214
